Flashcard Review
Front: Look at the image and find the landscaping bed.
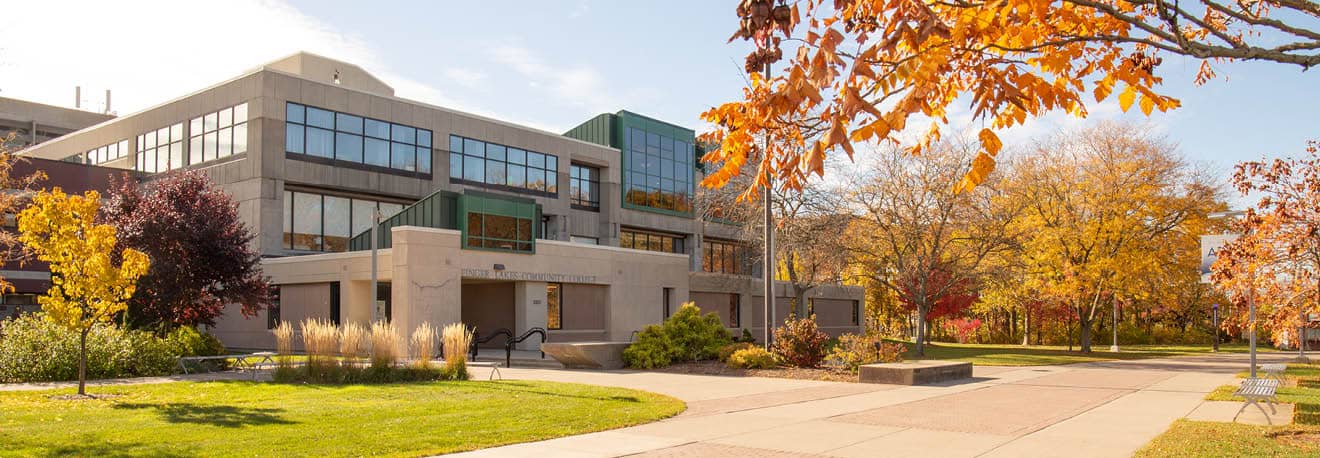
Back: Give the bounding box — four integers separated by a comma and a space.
654, 360, 856, 382
0, 380, 685, 457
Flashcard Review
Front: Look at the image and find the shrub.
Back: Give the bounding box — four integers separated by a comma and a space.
623, 325, 673, 369
828, 333, 905, 373
727, 347, 778, 369
738, 328, 757, 343
440, 322, 472, 381
772, 314, 830, 368
165, 326, 226, 358
340, 322, 367, 362
302, 318, 340, 382
660, 303, 732, 361
622, 303, 732, 368
0, 314, 176, 383
273, 363, 447, 384
718, 342, 757, 362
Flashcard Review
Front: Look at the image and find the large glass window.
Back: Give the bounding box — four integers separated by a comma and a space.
85, 140, 128, 165
547, 283, 562, 330
282, 190, 409, 252
570, 163, 600, 210
620, 229, 685, 254
465, 212, 534, 252
135, 123, 185, 173
448, 135, 558, 196
624, 127, 693, 213
188, 103, 248, 166
285, 102, 432, 175
703, 239, 748, 275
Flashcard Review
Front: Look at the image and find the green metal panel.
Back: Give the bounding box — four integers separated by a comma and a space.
347, 189, 459, 251
562, 113, 618, 148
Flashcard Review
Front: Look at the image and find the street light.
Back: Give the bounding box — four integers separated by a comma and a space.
1208, 210, 1256, 378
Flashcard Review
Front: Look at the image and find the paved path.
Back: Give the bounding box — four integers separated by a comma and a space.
455, 352, 1296, 458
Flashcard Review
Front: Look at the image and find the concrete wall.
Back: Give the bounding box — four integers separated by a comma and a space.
461, 282, 515, 348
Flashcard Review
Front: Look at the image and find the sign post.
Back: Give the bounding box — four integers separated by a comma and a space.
1212, 303, 1219, 353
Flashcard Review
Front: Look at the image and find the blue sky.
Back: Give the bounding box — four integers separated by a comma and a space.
1, 1, 1315, 206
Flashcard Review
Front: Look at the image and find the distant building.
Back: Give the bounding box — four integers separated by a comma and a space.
0, 96, 115, 149
16, 52, 863, 349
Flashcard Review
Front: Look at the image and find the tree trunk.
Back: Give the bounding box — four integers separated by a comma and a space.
78, 329, 88, 396
915, 307, 929, 356
1078, 311, 1094, 353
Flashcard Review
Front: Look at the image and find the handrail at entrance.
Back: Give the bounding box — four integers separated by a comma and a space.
503, 327, 547, 368
470, 328, 513, 360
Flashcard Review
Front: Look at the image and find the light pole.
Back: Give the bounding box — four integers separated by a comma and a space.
761, 60, 776, 350
1209, 210, 1256, 377
1110, 295, 1120, 353
1212, 303, 1220, 352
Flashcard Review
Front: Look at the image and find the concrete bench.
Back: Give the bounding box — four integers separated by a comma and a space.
1233, 378, 1281, 425
541, 342, 630, 369
859, 360, 972, 385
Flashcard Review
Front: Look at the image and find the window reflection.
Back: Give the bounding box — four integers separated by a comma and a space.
448, 135, 559, 196
620, 229, 685, 254
623, 127, 693, 213
285, 102, 432, 174
283, 190, 410, 252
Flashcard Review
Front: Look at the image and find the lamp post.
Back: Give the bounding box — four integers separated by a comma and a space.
1110, 295, 1120, 353
1212, 303, 1219, 353
1209, 210, 1256, 377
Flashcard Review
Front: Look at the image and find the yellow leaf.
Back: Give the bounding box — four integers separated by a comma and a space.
978, 128, 1002, 156
1139, 94, 1155, 116
1118, 86, 1136, 112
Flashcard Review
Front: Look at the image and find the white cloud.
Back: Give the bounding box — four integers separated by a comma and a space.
0, 0, 475, 117
442, 68, 488, 89
490, 44, 625, 114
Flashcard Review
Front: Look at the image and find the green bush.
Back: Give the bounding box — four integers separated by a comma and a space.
273, 364, 451, 384
623, 303, 732, 368
623, 325, 673, 369
661, 304, 733, 361
165, 326, 226, 357
718, 342, 757, 362
738, 328, 757, 343
727, 347, 778, 369
772, 314, 830, 368
0, 314, 177, 383
828, 333, 905, 373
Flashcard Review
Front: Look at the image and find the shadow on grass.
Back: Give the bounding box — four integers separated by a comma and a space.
464, 381, 643, 403
2, 437, 195, 458
113, 403, 295, 428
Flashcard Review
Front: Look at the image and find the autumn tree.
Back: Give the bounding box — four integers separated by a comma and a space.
102, 170, 270, 330
840, 140, 1015, 355
703, 0, 1318, 197
1006, 123, 1219, 352
17, 189, 150, 396
1212, 142, 1320, 351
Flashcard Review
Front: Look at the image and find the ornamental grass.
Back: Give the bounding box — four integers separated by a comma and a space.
370, 321, 403, 369
440, 323, 472, 380
410, 322, 437, 369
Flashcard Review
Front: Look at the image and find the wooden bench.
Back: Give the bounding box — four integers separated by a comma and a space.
1259, 363, 1288, 383
1233, 377, 1281, 425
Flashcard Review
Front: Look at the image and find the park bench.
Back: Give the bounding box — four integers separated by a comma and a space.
1232, 377, 1281, 425
178, 352, 276, 381
467, 361, 503, 381
1259, 363, 1288, 383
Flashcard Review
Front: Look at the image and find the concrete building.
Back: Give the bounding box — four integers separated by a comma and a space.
0, 96, 115, 149
18, 52, 863, 349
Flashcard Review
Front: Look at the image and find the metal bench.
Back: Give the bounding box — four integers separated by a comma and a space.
467, 361, 503, 381
1259, 363, 1288, 383
178, 352, 276, 381
1233, 377, 1281, 425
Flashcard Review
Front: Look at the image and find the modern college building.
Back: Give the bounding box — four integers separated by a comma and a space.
17, 52, 862, 350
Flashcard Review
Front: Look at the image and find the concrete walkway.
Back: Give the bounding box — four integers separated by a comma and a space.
455, 352, 1296, 458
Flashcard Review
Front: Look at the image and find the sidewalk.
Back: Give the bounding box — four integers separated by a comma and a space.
456, 352, 1296, 457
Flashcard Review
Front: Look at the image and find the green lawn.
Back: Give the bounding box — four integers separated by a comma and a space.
896, 341, 1262, 366
1138, 363, 1320, 457
0, 380, 685, 457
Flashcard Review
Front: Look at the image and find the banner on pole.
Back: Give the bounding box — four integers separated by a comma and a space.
1200, 234, 1237, 284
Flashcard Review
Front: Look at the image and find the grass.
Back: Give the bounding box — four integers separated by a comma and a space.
0, 380, 685, 457
895, 340, 1263, 366
1137, 363, 1320, 457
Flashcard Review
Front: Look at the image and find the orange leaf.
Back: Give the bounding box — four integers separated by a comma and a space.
978, 128, 1002, 156
1118, 86, 1136, 112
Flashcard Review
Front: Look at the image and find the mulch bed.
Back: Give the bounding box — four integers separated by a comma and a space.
654, 360, 857, 383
